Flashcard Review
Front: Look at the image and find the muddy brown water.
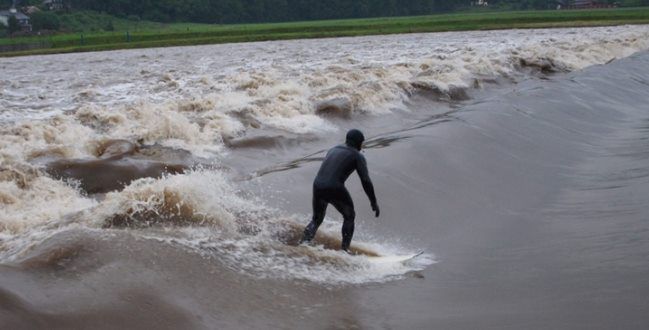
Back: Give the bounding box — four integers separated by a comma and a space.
1, 29, 649, 329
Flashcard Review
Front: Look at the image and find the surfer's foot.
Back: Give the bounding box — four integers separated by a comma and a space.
298, 237, 314, 246
341, 247, 356, 255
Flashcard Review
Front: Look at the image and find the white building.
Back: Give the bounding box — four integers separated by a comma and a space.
0, 7, 32, 31
42, 0, 65, 11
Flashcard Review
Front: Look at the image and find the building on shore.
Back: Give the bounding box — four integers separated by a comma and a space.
42, 0, 65, 11
0, 7, 32, 32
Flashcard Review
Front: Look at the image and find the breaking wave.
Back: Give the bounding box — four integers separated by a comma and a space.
1, 25, 648, 283
0, 169, 432, 283
2, 26, 648, 162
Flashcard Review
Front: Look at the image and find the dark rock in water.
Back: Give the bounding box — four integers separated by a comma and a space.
519, 57, 568, 74
223, 132, 318, 150
46, 140, 189, 194
224, 135, 288, 149
131, 144, 194, 164
447, 86, 470, 101
410, 81, 443, 97
315, 98, 353, 118
47, 158, 185, 194
410, 82, 469, 101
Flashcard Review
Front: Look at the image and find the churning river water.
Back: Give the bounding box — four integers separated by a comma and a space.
1, 25, 649, 329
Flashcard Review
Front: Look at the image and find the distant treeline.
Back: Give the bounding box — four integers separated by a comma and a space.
67, 0, 459, 23
54, 0, 649, 24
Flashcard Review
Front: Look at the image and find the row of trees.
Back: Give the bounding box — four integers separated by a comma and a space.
4, 0, 649, 28
64, 0, 649, 24
31, 11, 61, 30
67, 0, 473, 23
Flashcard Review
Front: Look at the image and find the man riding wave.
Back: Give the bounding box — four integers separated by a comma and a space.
301, 129, 380, 252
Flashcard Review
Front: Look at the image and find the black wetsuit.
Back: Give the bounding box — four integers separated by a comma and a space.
302, 142, 378, 251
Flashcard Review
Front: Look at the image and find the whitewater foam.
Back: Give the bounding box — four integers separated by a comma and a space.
2, 26, 648, 163
0, 168, 432, 283
138, 224, 434, 284
1, 25, 648, 283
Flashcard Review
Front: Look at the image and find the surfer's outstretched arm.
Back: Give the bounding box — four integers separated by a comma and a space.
356, 154, 379, 217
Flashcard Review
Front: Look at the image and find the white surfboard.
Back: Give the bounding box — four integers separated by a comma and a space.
366, 251, 424, 265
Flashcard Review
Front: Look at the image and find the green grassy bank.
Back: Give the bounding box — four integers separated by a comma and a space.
1, 7, 648, 57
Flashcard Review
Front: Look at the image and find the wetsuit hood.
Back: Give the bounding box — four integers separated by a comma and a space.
345, 129, 365, 150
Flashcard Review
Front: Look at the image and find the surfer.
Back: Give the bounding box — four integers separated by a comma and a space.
301, 129, 380, 252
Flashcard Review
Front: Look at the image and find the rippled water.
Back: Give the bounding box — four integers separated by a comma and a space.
1, 26, 649, 329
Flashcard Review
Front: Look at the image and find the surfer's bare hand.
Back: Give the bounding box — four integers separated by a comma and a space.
372, 203, 380, 217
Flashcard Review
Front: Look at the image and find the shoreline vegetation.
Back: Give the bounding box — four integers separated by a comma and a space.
1, 8, 649, 57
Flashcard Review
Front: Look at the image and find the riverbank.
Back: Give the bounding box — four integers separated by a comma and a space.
1, 7, 649, 57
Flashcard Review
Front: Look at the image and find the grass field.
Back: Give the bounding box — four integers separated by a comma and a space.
1, 7, 648, 57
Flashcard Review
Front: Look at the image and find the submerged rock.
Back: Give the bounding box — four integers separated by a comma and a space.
45, 140, 190, 194
315, 98, 353, 118
519, 57, 569, 74
410, 81, 470, 101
